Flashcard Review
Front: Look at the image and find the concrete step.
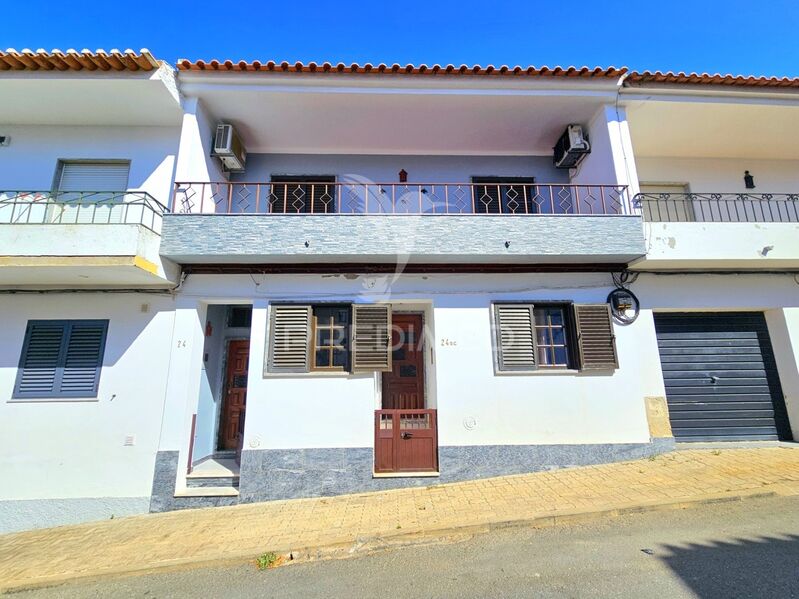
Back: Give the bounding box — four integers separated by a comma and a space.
186, 475, 239, 489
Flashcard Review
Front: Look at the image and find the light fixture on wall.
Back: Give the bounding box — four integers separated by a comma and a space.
744, 170, 756, 189
398, 169, 408, 183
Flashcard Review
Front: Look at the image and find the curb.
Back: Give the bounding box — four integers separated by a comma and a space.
1, 487, 784, 594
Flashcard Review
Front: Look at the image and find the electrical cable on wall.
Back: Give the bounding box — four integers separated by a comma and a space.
608, 270, 640, 325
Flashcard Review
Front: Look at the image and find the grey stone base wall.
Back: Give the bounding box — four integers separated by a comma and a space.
0, 497, 150, 535
237, 439, 675, 504
149, 440, 674, 512
149, 451, 238, 513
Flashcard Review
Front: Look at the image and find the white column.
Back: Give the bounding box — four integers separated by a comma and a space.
156, 299, 208, 491
571, 104, 641, 207
173, 98, 226, 213
765, 308, 799, 439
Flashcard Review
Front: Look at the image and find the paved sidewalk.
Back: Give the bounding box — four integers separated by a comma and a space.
2, 447, 799, 592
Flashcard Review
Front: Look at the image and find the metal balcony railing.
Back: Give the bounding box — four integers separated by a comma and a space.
0, 191, 168, 234
635, 192, 799, 223
173, 182, 633, 216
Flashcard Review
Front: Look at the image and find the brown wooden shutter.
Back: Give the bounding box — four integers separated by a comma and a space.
267, 305, 311, 373
352, 305, 392, 372
574, 303, 618, 370
494, 304, 537, 371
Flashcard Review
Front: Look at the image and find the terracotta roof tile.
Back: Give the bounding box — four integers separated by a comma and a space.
177, 59, 627, 78
626, 70, 799, 88
0, 48, 160, 72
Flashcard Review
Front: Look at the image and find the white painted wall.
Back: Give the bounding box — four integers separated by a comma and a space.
0, 124, 180, 206
193, 304, 227, 461
765, 308, 799, 440
160, 271, 799, 478
636, 157, 799, 194
0, 293, 176, 500
637, 222, 799, 269
193, 305, 252, 462
165, 273, 660, 465
235, 154, 567, 186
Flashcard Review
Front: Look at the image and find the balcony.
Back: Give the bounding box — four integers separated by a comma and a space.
633, 193, 799, 270
0, 191, 180, 287
160, 181, 645, 267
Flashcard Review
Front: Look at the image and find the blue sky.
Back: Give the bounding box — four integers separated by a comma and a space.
7, 1, 799, 76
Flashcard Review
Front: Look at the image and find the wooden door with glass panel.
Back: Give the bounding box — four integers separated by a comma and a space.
375, 313, 437, 473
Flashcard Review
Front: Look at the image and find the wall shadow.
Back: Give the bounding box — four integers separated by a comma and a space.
660, 533, 799, 598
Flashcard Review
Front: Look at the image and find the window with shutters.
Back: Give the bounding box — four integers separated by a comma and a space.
13, 320, 109, 399
573, 304, 619, 370
267, 303, 391, 374
493, 302, 617, 373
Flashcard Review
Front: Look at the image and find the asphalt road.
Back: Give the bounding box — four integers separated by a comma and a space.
15, 495, 799, 598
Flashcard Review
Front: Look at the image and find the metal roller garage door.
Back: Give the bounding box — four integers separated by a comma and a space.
654, 312, 792, 442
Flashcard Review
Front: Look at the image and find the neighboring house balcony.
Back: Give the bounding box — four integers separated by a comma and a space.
0, 191, 180, 287
633, 192, 799, 270
160, 180, 645, 268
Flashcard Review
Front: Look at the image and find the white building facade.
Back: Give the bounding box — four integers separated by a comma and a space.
1, 51, 798, 531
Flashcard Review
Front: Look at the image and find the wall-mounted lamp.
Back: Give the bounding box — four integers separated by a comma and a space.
744, 170, 756, 189
398, 169, 408, 183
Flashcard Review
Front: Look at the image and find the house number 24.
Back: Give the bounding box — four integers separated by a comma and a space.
440, 338, 457, 347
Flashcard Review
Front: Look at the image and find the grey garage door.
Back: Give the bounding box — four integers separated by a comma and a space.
654, 312, 792, 442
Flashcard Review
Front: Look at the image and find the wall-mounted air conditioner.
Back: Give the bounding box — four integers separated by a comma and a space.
211, 123, 247, 172
553, 124, 590, 169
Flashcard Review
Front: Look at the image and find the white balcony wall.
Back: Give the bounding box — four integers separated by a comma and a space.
0, 293, 176, 532
0, 124, 180, 206
637, 157, 799, 194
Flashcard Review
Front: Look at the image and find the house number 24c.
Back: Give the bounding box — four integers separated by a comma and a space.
440, 338, 457, 347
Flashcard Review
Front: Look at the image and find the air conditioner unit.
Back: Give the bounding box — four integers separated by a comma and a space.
553, 124, 590, 169
211, 124, 247, 172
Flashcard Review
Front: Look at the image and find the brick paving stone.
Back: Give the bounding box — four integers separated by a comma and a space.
1, 447, 799, 591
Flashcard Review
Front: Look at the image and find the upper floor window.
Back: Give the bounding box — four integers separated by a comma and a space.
13, 320, 109, 399
269, 175, 337, 214
638, 183, 692, 222
50, 161, 131, 223
472, 177, 536, 214
55, 160, 130, 199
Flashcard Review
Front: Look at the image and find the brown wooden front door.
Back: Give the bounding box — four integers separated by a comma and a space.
381, 313, 425, 410
375, 313, 437, 473
219, 339, 249, 452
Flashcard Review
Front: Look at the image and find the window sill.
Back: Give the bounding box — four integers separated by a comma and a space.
8, 397, 100, 403
263, 371, 372, 379
494, 369, 580, 376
